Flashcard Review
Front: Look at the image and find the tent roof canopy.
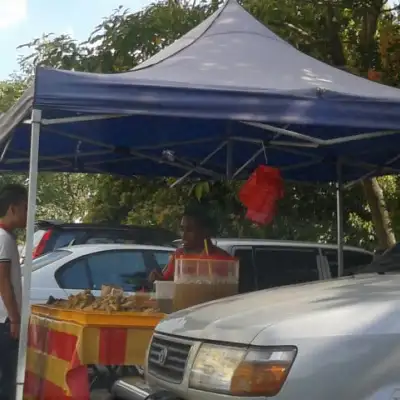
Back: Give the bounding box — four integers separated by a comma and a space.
1, 0, 400, 182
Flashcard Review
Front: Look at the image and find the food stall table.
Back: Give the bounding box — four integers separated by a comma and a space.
24, 306, 165, 400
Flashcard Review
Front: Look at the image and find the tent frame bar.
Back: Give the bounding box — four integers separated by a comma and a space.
226, 140, 233, 179
168, 137, 323, 186
46, 126, 225, 179
5, 150, 111, 165
1, 126, 393, 182
242, 120, 400, 146
12, 119, 327, 178
170, 141, 228, 187
233, 147, 265, 179
344, 154, 400, 189
0, 137, 12, 163
242, 121, 325, 145
2, 115, 396, 186
1, 136, 321, 168
16, 109, 41, 400
19, 113, 400, 148
24, 114, 124, 125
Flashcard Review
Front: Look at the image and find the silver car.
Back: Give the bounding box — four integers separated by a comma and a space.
1, 244, 173, 321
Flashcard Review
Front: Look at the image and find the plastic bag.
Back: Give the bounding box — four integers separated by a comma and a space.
239, 165, 284, 225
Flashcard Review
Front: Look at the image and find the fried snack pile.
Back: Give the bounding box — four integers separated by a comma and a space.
67, 289, 96, 309
47, 287, 160, 313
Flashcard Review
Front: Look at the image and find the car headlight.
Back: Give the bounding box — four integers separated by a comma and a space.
189, 343, 297, 397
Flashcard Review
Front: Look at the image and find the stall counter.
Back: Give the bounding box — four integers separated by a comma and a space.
24, 310, 164, 400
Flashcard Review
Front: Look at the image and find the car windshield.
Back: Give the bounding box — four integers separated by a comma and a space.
22, 250, 72, 272
351, 244, 400, 274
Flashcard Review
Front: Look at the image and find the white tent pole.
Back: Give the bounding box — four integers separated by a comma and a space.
15, 108, 41, 400
336, 159, 344, 277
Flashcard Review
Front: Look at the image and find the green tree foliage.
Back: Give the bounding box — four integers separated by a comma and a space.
0, 77, 27, 112
0, 170, 98, 223
3, 0, 400, 249
34, 173, 99, 221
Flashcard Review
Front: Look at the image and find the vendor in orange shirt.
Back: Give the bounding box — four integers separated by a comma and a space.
149, 204, 230, 282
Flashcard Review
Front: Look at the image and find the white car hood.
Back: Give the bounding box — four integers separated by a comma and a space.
156, 274, 400, 344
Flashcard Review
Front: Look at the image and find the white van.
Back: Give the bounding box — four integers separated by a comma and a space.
112, 240, 377, 400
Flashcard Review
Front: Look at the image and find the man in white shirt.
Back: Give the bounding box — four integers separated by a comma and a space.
0, 184, 27, 400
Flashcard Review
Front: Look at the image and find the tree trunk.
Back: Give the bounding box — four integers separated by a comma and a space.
324, 2, 347, 67
362, 178, 396, 250
357, 0, 396, 249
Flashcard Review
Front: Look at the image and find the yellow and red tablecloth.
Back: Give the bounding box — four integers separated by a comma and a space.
24, 314, 156, 400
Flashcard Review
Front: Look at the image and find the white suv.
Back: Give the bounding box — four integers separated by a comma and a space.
112, 240, 376, 400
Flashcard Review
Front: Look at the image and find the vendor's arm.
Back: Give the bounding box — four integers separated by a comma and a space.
161, 253, 176, 281
149, 252, 176, 282
148, 269, 164, 282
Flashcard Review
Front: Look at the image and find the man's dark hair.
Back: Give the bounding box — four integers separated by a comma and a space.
0, 184, 27, 217
183, 203, 216, 235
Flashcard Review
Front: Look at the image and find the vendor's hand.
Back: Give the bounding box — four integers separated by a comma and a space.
9, 320, 20, 340
148, 270, 163, 283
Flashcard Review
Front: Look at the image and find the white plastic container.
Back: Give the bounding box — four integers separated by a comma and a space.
154, 281, 175, 313
173, 255, 239, 311
154, 281, 175, 298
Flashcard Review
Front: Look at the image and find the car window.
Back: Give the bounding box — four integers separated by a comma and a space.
21, 229, 47, 257
82, 228, 177, 247
254, 246, 319, 289
86, 250, 149, 291
153, 251, 171, 268
56, 250, 172, 291
86, 237, 121, 244
384, 243, 400, 255
171, 239, 181, 248
57, 259, 91, 289
233, 248, 256, 293
54, 232, 78, 249
138, 229, 178, 246
361, 244, 400, 272
26, 250, 72, 272
83, 230, 139, 245
33, 230, 46, 248
323, 249, 373, 277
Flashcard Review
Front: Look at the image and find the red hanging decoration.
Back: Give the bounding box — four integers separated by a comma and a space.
239, 165, 284, 225
245, 204, 277, 225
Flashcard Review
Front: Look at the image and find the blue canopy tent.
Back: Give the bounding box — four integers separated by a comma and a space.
2, 1, 400, 398
1, 1, 400, 182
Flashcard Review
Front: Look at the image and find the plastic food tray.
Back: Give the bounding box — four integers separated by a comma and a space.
31, 304, 165, 328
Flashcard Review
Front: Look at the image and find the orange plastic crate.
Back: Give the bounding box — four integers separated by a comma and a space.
31, 304, 165, 328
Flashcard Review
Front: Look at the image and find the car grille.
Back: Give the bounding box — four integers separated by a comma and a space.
147, 336, 192, 383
